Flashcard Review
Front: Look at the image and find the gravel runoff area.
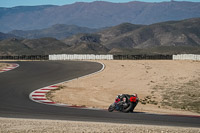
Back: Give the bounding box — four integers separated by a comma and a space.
49, 60, 200, 115
0, 117, 199, 133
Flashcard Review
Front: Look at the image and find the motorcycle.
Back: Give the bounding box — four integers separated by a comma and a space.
108, 94, 138, 113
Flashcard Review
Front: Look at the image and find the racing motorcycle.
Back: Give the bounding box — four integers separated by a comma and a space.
108, 94, 138, 113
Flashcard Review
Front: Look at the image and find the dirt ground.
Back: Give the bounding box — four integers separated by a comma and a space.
49, 60, 200, 115
0, 117, 199, 133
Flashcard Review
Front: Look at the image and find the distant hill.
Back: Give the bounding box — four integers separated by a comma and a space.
0, 32, 19, 40
9, 24, 98, 40
0, 1, 200, 32
0, 37, 108, 56
100, 18, 200, 49
0, 38, 69, 55
63, 18, 200, 54
0, 18, 200, 55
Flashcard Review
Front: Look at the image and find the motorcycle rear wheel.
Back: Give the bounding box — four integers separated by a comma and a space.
121, 102, 133, 113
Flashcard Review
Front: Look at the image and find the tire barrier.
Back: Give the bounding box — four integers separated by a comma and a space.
113, 54, 173, 60
173, 54, 200, 61
49, 54, 114, 60
49, 54, 173, 60
0, 55, 49, 60
1, 54, 199, 61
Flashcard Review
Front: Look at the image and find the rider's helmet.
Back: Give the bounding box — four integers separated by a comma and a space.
119, 94, 123, 97
116, 95, 119, 99
116, 94, 122, 99
132, 93, 137, 97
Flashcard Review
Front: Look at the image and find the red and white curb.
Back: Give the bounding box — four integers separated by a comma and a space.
29, 62, 105, 110
29, 85, 60, 105
0, 63, 19, 73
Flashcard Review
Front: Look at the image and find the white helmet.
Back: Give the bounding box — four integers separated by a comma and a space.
132, 93, 137, 97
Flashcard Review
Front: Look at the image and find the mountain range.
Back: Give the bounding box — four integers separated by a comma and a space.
0, 32, 19, 40
8, 24, 98, 40
0, 1, 200, 32
0, 18, 200, 55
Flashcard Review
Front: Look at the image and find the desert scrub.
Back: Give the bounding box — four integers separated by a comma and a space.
139, 95, 158, 105
46, 86, 65, 101
160, 79, 200, 113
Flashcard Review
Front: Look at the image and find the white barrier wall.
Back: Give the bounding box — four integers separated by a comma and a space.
173, 54, 200, 61
49, 54, 113, 60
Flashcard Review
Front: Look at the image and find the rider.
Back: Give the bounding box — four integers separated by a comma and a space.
115, 93, 138, 112
114, 94, 124, 111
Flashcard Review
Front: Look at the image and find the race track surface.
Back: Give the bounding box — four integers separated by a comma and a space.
0, 61, 199, 127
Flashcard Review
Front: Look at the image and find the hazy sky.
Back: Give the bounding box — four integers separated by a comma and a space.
0, 0, 200, 7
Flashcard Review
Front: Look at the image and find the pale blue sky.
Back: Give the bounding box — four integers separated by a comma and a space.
0, 0, 200, 7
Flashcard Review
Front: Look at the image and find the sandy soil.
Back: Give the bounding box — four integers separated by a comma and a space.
49, 60, 200, 115
0, 117, 199, 133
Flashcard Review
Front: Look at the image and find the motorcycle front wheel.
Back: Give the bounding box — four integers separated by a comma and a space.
108, 103, 115, 112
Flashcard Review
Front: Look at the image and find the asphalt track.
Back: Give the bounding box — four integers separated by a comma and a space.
0, 61, 199, 127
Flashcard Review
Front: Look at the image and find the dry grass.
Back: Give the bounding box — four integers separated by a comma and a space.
153, 78, 200, 113
46, 86, 64, 101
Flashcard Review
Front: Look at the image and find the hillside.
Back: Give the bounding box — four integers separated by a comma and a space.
0, 1, 200, 32
0, 37, 108, 56
63, 18, 200, 54
102, 18, 200, 49
0, 18, 200, 55
0, 32, 19, 40
9, 24, 98, 40
0, 38, 70, 55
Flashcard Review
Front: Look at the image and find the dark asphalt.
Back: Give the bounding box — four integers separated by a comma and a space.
0, 61, 199, 127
